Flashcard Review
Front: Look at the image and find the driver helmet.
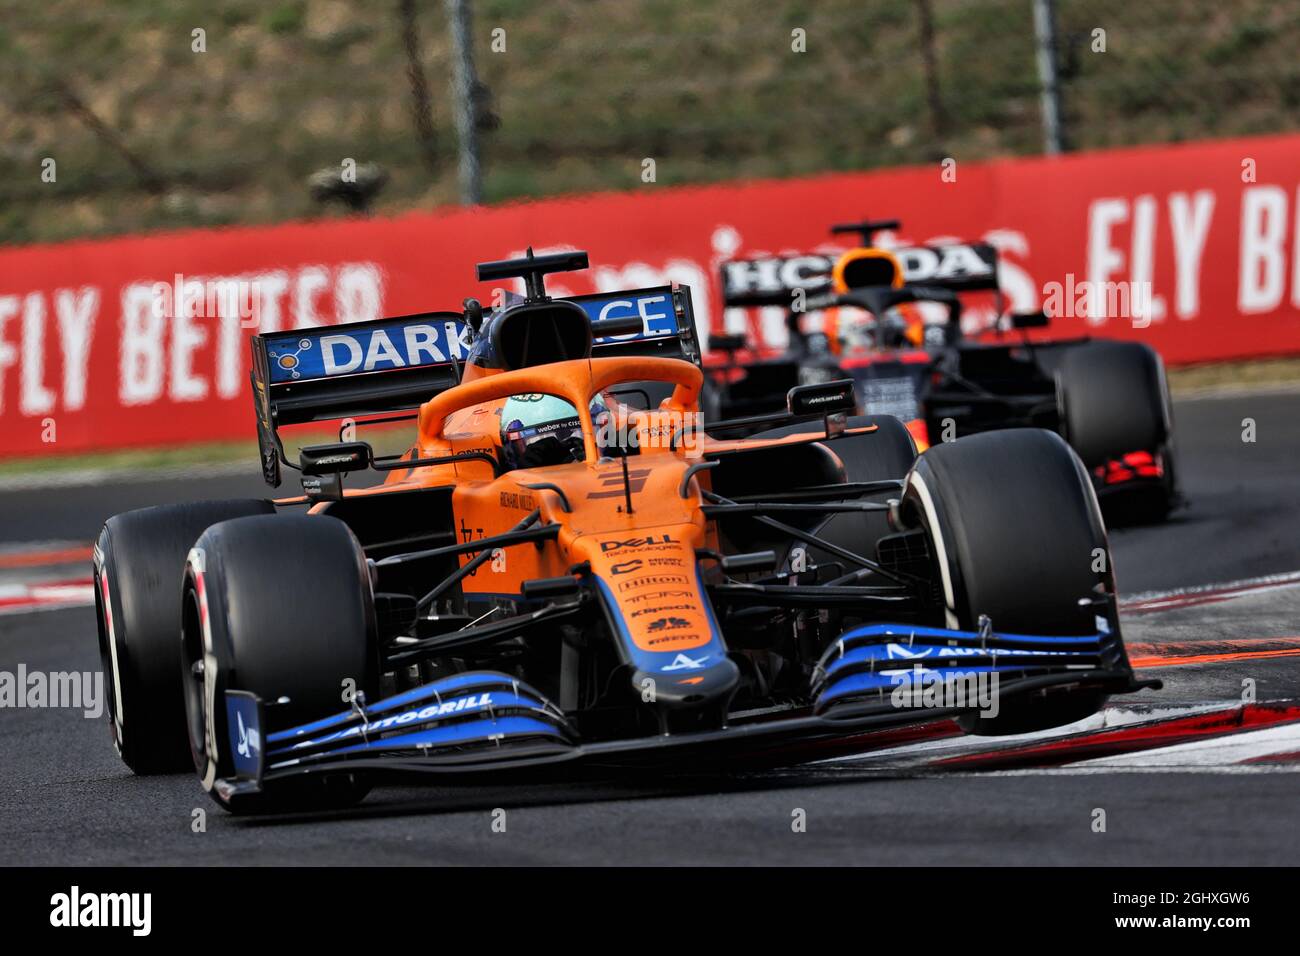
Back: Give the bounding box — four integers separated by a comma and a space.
499, 394, 610, 471
836, 304, 930, 351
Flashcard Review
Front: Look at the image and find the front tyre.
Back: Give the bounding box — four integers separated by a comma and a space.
94, 499, 273, 774
904, 429, 1118, 734
181, 514, 379, 813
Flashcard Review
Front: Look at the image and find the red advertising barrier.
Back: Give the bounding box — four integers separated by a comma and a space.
3, 133, 1300, 456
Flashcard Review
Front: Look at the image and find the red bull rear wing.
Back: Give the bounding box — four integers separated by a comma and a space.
720, 242, 1000, 307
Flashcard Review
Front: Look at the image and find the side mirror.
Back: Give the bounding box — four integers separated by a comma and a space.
299, 441, 373, 475
1009, 310, 1049, 330
786, 379, 855, 417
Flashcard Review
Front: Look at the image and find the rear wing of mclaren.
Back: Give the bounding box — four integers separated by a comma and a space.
720, 242, 1001, 307
250, 286, 702, 486
250, 311, 467, 487
579, 285, 703, 364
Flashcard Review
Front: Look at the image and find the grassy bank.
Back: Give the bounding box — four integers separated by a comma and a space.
4, 0, 1296, 244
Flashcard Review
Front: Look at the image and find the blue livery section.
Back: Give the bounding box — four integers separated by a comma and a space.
260, 671, 573, 771
326, 716, 566, 758
812, 622, 1119, 714
279, 690, 539, 753
571, 289, 679, 342
263, 315, 469, 384
264, 670, 533, 745
592, 570, 729, 675
225, 691, 264, 780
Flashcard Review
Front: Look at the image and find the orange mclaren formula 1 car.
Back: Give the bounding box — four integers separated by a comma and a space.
712, 219, 1180, 522
93, 250, 1156, 813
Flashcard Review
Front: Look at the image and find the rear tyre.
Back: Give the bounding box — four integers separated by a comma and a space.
1056, 341, 1177, 519
903, 429, 1116, 734
181, 514, 378, 813
93, 499, 273, 774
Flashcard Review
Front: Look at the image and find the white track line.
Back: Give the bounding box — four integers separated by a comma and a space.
1121, 569, 1300, 611
818, 702, 1231, 766
958, 764, 1300, 776
1065, 721, 1300, 768
0, 579, 95, 615
0, 459, 254, 493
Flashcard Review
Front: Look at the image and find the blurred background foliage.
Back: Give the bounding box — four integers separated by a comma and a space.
1, 0, 1297, 245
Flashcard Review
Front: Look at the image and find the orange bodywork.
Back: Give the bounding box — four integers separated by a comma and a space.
306, 356, 877, 659
906, 417, 930, 452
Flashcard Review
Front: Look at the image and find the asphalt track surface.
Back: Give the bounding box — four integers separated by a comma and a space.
1, 391, 1297, 865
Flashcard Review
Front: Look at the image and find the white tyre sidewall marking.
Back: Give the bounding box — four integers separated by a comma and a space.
907, 470, 961, 631
186, 546, 220, 793
94, 554, 127, 745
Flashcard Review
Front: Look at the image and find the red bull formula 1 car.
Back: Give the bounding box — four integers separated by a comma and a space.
711, 219, 1180, 522
93, 249, 1155, 813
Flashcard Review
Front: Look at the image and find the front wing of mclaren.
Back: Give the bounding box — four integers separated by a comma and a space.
213, 621, 1155, 802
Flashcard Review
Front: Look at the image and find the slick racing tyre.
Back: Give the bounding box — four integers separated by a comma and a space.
1055, 341, 1169, 466
1056, 340, 1176, 480
903, 428, 1115, 734
1056, 341, 1177, 520
756, 414, 918, 569
94, 499, 273, 775
181, 514, 379, 813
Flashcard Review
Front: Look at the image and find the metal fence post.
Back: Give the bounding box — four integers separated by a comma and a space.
445, 0, 483, 204
1032, 0, 1064, 155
